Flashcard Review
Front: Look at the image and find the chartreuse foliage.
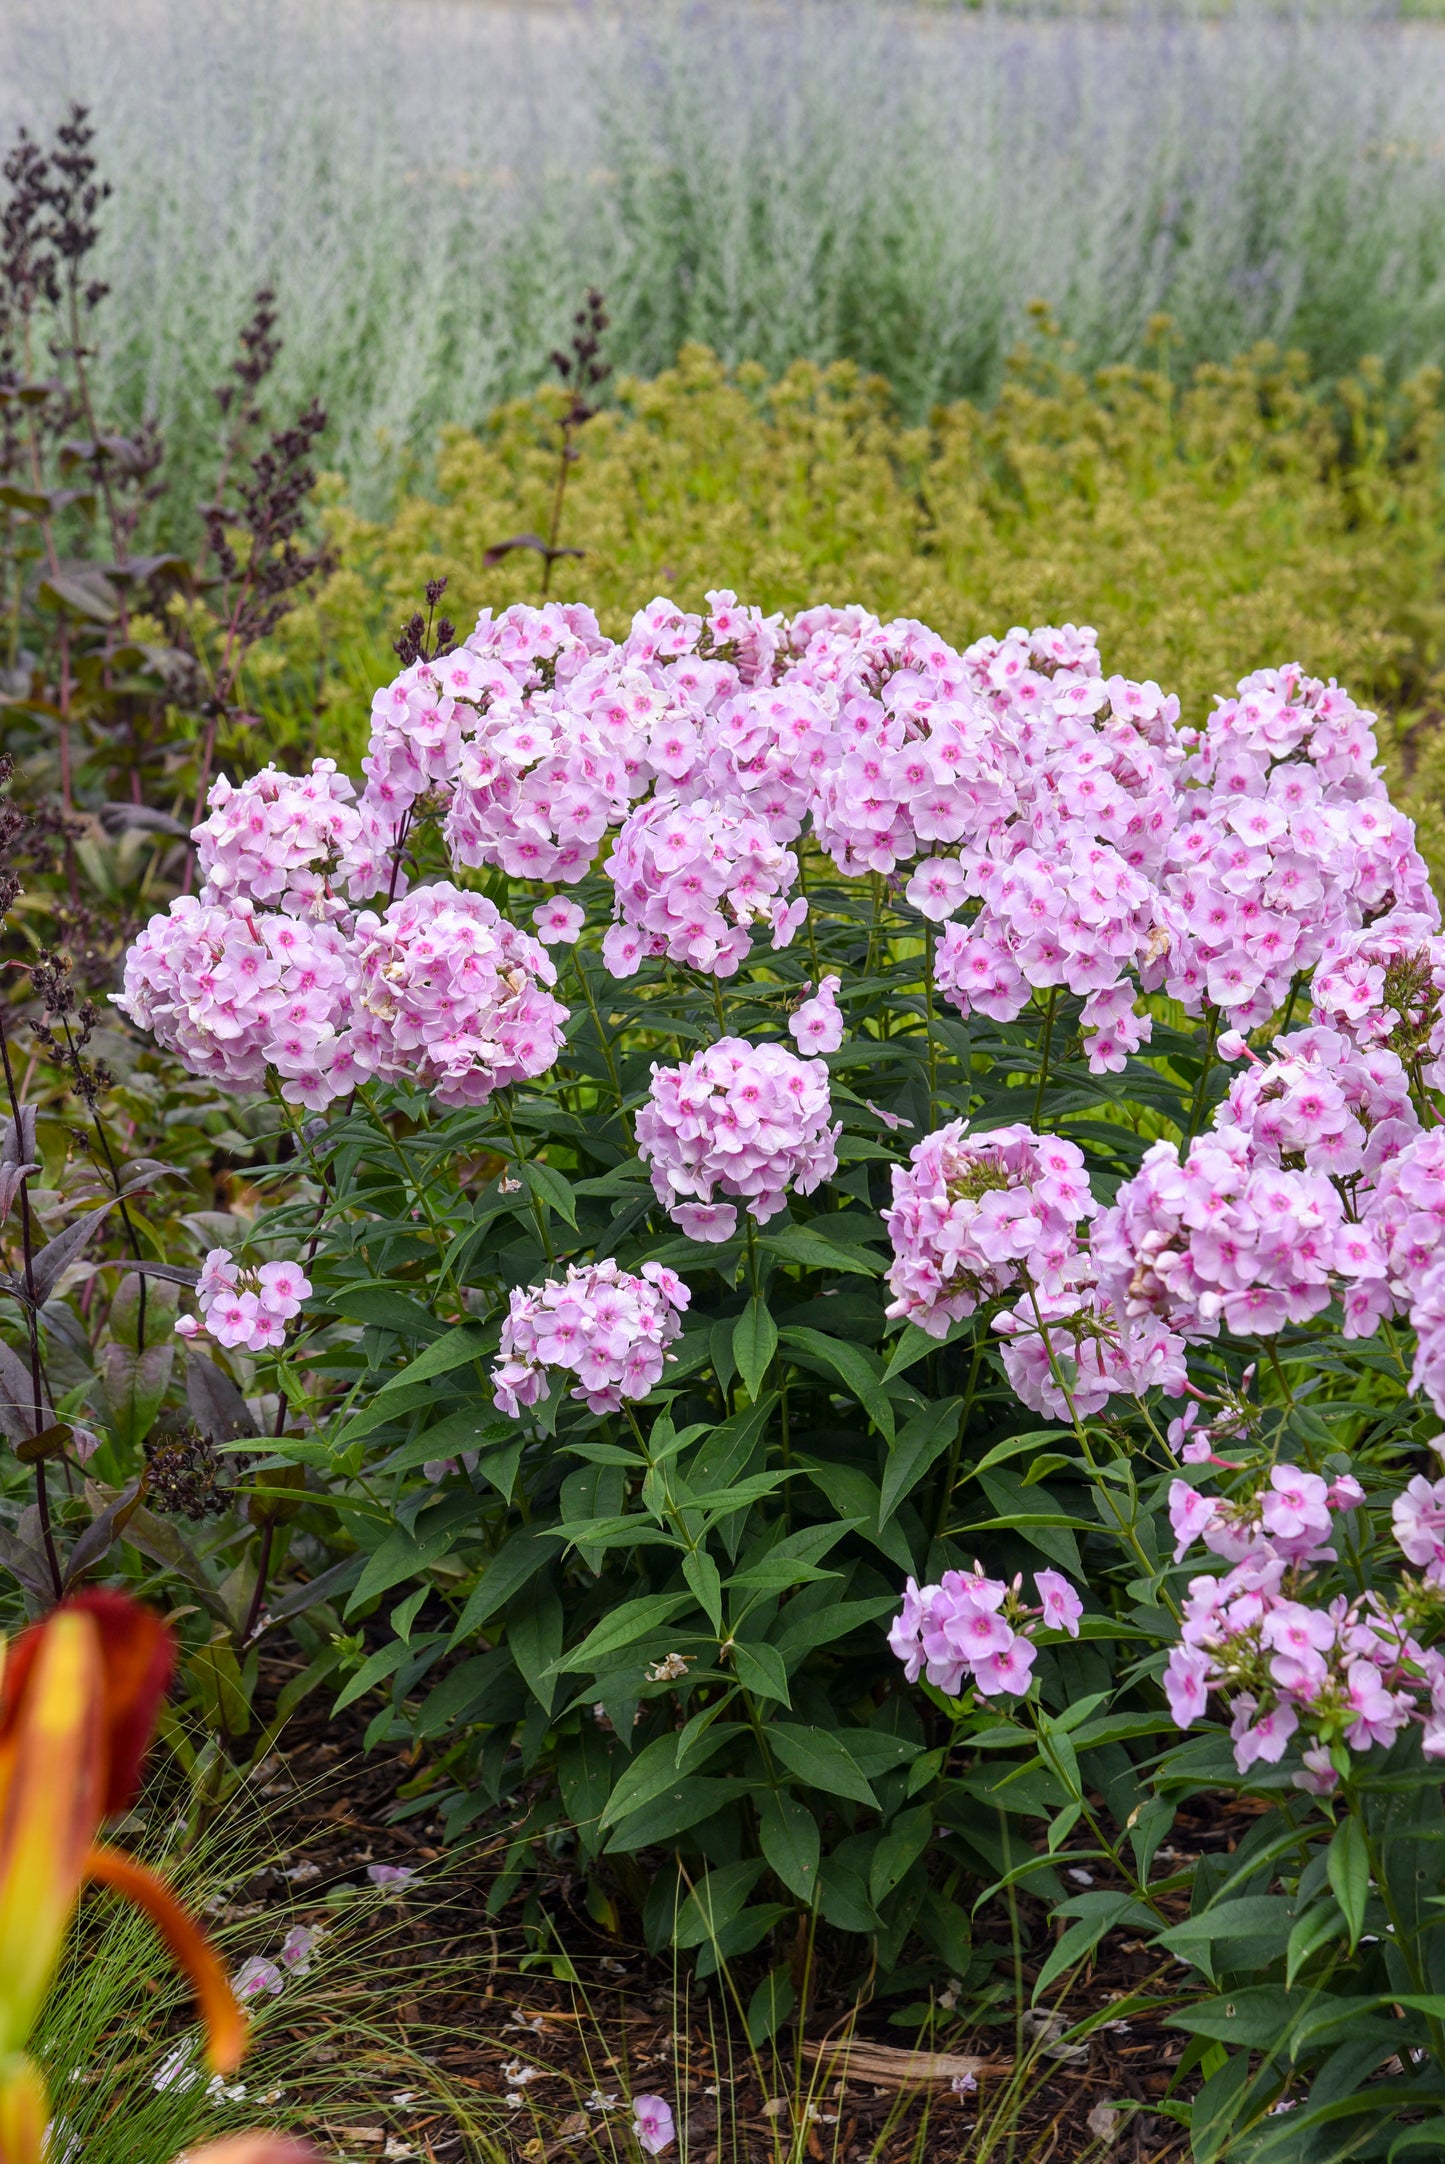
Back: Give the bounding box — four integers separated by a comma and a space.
263, 332, 1445, 879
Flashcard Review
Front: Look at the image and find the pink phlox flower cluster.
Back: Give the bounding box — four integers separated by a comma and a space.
601, 794, 805, 977
1167, 1465, 1347, 1567
1092, 1120, 1384, 1345
933, 839, 1159, 1073
636, 1036, 839, 1242
1357, 1129, 1445, 1383
789, 974, 844, 1054
1311, 909, 1445, 1085
993, 1275, 1186, 1421
1219, 1025, 1417, 1180
114, 894, 356, 1110
345, 881, 567, 1106
1393, 1473, 1445, 1583
881, 1121, 1095, 1339
194, 760, 364, 919
1154, 667, 1435, 1027
491, 1258, 690, 1417
1164, 1467, 1445, 1778
808, 678, 1015, 879
888, 1563, 1083, 1698
176, 1247, 310, 1354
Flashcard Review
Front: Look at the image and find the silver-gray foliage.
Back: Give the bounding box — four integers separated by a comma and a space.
3, 0, 1443, 510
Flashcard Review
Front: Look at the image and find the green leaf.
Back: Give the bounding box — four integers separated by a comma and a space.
448, 1528, 559, 1644
883, 1318, 963, 1378
335, 1326, 493, 1441
1286, 1900, 1347, 1987
780, 1327, 896, 1441
733, 1298, 777, 1400
683, 1549, 724, 1634
879, 1398, 960, 1527
1326, 1814, 1369, 1951
746, 1967, 797, 2045
758, 1789, 820, 1901
558, 1594, 692, 1676
330, 1287, 446, 1339
769, 1723, 878, 1805
868, 1805, 932, 1906
331, 1635, 417, 1713
509, 1578, 564, 1714
602, 1729, 733, 1829
521, 1158, 579, 1229
731, 1639, 791, 1705
760, 1225, 881, 1277
673, 1860, 765, 1950
1033, 1892, 1155, 2001
976, 1468, 1083, 1574
603, 1777, 745, 1853
344, 1520, 461, 1615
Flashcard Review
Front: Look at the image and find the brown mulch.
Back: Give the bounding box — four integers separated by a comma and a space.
193, 1658, 1220, 2163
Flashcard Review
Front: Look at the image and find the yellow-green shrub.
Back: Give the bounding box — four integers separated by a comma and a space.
255, 326, 1445, 871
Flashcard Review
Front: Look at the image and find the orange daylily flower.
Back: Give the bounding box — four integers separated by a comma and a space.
0, 1592, 247, 2164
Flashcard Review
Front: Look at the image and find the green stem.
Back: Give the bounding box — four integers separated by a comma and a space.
934, 1338, 982, 1539
1186, 1005, 1221, 1142
497, 1095, 557, 1266
1031, 988, 1059, 1130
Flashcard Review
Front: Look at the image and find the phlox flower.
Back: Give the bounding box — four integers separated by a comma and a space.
532, 896, 585, 946
632, 2096, 675, 2157
492, 1259, 690, 1416
114, 894, 356, 1109
345, 882, 568, 1107
602, 794, 804, 978
175, 1249, 311, 1358
636, 1037, 840, 1239
789, 975, 844, 1054
882, 1121, 1095, 1339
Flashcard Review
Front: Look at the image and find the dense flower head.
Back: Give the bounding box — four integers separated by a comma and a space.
1360, 1126, 1445, 1332
1311, 909, 1445, 1085
1219, 1025, 1417, 1180
882, 1121, 1096, 1338
1162, 1460, 1445, 1780
636, 1036, 839, 1241
933, 838, 1159, 1072
491, 1259, 691, 1417
345, 882, 568, 1106
176, 1248, 311, 1355
993, 1278, 1187, 1420
601, 794, 805, 977
1092, 1119, 1386, 1345
1152, 665, 1436, 1027
113, 894, 356, 1109
888, 1563, 1082, 1698
194, 760, 364, 919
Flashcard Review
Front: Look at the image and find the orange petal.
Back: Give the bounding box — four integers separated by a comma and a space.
179, 2143, 324, 2164
0, 1595, 173, 1822
0, 1613, 105, 2056
85, 1846, 247, 2073
0, 2053, 48, 2164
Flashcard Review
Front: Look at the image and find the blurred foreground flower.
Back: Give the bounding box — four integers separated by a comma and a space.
0, 1591, 316, 2164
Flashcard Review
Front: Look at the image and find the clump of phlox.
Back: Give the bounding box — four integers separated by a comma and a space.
1218, 1026, 1417, 1180
1162, 1463, 1445, 1783
635, 1037, 840, 1242
194, 760, 364, 918
1153, 666, 1436, 1028
176, 1248, 311, 1355
1311, 909, 1445, 1089
601, 794, 805, 977
1090, 1116, 1387, 1345
345, 882, 567, 1106
113, 894, 356, 1110
491, 1259, 691, 1417
992, 1280, 1187, 1422
881, 1121, 1095, 1338
889, 1564, 1083, 1698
